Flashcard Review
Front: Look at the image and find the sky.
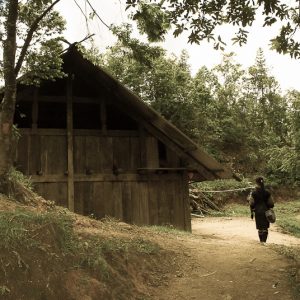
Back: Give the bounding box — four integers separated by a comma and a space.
56, 0, 300, 92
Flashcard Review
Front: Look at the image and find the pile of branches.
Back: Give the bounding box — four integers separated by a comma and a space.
189, 188, 221, 216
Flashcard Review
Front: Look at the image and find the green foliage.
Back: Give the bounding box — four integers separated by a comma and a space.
275, 200, 300, 237
127, 0, 300, 58
101, 39, 298, 184
8, 168, 33, 190
193, 178, 253, 192
110, 24, 165, 67
265, 146, 300, 185
0, 0, 66, 81
102, 33, 196, 137
20, 38, 65, 84
129, 2, 170, 42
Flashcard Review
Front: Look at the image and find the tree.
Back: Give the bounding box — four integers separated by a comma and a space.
245, 48, 287, 144
102, 31, 196, 137
0, 0, 64, 192
208, 53, 248, 154
266, 90, 300, 184
127, 0, 300, 58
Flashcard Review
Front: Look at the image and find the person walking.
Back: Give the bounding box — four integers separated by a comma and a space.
249, 177, 274, 243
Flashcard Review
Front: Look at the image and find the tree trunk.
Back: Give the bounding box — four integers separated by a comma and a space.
0, 0, 18, 192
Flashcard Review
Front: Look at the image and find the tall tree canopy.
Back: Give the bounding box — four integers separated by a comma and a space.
102, 39, 298, 184
127, 0, 300, 58
0, 0, 64, 191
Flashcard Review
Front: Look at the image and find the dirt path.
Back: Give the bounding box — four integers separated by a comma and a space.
152, 217, 300, 300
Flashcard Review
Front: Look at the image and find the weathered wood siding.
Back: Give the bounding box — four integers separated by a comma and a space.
13, 74, 191, 231
72, 175, 189, 229
16, 129, 190, 230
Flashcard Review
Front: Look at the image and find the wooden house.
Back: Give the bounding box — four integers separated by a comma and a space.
10, 46, 234, 230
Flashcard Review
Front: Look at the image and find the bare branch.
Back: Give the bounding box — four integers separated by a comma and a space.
76, 33, 95, 45
14, 0, 62, 76
85, 0, 110, 29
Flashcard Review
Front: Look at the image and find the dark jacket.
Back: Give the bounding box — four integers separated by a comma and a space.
250, 188, 274, 230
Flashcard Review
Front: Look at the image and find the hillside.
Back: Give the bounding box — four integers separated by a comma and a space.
0, 194, 177, 300
0, 193, 299, 300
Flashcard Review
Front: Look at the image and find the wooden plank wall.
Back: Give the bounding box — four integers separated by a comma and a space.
16, 131, 190, 230
72, 175, 189, 230
73, 135, 140, 173
16, 134, 67, 175
16, 133, 69, 208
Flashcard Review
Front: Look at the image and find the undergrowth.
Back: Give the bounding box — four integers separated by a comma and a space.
192, 178, 253, 192
270, 244, 300, 297
8, 168, 33, 191
276, 200, 300, 238
0, 209, 75, 251
79, 235, 160, 278
148, 225, 191, 235
0, 207, 162, 283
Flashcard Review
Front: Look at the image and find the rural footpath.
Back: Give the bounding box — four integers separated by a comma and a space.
150, 217, 300, 300
0, 194, 299, 300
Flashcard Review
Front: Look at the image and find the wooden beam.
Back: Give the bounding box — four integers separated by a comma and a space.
182, 172, 192, 231
30, 173, 182, 183
67, 75, 75, 212
137, 168, 187, 174
19, 128, 138, 137
21, 95, 103, 104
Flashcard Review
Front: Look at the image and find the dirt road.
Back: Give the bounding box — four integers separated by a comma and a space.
152, 217, 300, 300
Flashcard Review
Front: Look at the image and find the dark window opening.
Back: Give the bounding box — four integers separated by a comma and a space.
39, 78, 66, 96
106, 104, 138, 130
158, 140, 167, 167
73, 103, 101, 129
14, 102, 32, 128
38, 102, 67, 128
72, 76, 99, 98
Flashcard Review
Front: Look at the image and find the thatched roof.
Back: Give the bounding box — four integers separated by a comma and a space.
61, 46, 236, 181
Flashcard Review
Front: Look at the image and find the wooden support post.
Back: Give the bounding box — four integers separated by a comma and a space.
67, 75, 75, 212
182, 172, 191, 232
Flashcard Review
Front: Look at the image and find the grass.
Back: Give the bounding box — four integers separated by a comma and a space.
148, 225, 191, 236
0, 209, 75, 251
270, 244, 300, 298
0, 286, 10, 296
210, 199, 300, 238
78, 235, 160, 280
270, 244, 300, 262
276, 200, 300, 238
209, 203, 250, 217
8, 168, 33, 191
